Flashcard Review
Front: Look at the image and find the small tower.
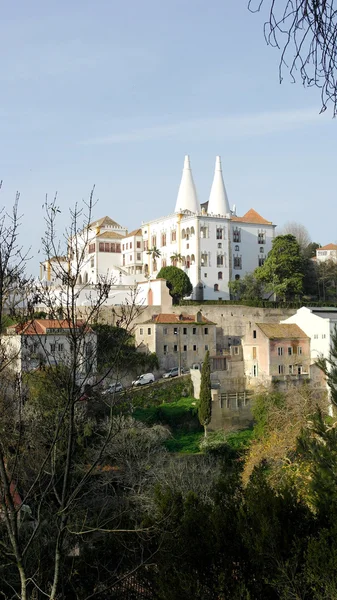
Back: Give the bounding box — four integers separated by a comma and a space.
174, 155, 200, 214
207, 156, 230, 216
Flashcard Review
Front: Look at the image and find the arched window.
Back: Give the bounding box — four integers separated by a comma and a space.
181, 229, 186, 239
186, 255, 190, 268
77, 274, 82, 284
190, 226, 195, 235
235, 274, 240, 280
214, 284, 219, 292
84, 272, 88, 284
218, 272, 223, 280
191, 254, 195, 264
186, 227, 190, 240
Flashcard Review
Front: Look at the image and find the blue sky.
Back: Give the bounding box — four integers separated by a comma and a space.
1, 0, 335, 274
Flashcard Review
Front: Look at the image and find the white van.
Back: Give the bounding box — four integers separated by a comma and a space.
132, 373, 155, 387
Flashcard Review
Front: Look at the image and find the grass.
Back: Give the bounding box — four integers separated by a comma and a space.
133, 396, 254, 455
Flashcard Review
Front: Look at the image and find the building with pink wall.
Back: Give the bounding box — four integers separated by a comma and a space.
242, 322, 310, 387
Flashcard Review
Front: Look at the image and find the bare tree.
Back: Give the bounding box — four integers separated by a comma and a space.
248, 0, 337, 115
280, 220, 311, 251
0, 191, 159, 599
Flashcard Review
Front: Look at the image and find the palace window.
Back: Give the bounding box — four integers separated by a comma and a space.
214, 284, 219, 292
218, 271, 223, 280
137, 241, 141, 248
144, 240, 148, 251
217, 255, 224, 266
161, 233, 166, 246
200, 226, 208, 238
88, 243, 95, 253
258, 257, 265, 267
171, 230, 177, 242
233, 255, 242, 269
233, 228, 241, 243
258, 231, 266, 244
278, 365, 285, 374
151, 235, 157, 247
216, 228, 223, 239
278, 347, 283, 356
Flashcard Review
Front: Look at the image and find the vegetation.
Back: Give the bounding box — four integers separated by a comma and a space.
157, 265, 193, 304
255, 234, 305, 300
198, 351, 212, 437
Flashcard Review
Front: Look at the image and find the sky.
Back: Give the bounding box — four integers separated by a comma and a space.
0, 0, 336, 275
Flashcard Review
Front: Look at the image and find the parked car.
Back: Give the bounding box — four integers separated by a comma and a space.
163, 367, 179, 379
132, 373, 155, 387
102, 382, 123, 395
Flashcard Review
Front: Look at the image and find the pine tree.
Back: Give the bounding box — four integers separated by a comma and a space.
198, 351, 212, 437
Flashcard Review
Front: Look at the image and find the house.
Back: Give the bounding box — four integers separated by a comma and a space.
316, 244, 337, 263
242, 322, 310, 387
4, 319, 97, 378
281, 307, 337, 401
135, 311, 216, 370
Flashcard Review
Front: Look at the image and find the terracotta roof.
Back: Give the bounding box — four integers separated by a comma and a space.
96, 231, 123, 239
231, 208, 273, 225
10, 319, 91, 335
124, 228, 142, 238
142, 313, 215, 325
256, 323, 309, 340
90, 216, 122, 229
318, 243, 337, 251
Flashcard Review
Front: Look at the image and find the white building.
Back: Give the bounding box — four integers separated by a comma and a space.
281, 307, 337, 411
39, 256, 68, 285
69, 216, 127, 285
4, 319, 97, 378
141, 155, 276, 300
40, 156, 276, 303
316, 243, 337, 263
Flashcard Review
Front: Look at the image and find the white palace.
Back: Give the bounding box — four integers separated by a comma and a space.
40, 156, 276, 302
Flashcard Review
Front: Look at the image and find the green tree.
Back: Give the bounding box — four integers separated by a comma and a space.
229, 272, 263, 301
157, 265, 193, 304
198, 351, 212, 437
255, 234, 304, 301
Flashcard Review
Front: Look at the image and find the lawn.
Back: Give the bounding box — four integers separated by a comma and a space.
133, 397, 253, 455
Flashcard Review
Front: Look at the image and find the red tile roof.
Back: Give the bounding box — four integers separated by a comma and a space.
319, 243, 337, 251
142, 313, 215, 325
124, 228, 142, 238
9, 319, 90, 335
231, 208, 273, 225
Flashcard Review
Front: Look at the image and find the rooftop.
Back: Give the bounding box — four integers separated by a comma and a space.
256, 323, 309, 340
318, 243, 337, 251
8, 319, 91, 335
142, 313, 215, 325
124, 228, 142, 238
232, 208, 273, 225
96, 231, 123, 239
90, 216, 122, 229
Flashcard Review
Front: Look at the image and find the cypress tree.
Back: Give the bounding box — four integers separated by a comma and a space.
198, 351, 212, 437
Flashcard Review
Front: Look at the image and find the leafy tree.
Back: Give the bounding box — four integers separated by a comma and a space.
229, 272, 263, 301
255, 234, 304, 301
198, 351, 212, 437
303, 242, 321, 260
157, 265, 193, 304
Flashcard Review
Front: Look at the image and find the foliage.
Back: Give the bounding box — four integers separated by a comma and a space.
127, 375, 193, 409
229, 272, 263, 301
92, 322, 159, 375
316, 325, 337, 408
198, 351, 212, 436
157, 265, 193, 304
255, 234, 305, 300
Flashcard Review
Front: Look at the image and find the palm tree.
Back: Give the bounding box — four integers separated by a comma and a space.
147, 246, 161, 273
170, 252, 183, 267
